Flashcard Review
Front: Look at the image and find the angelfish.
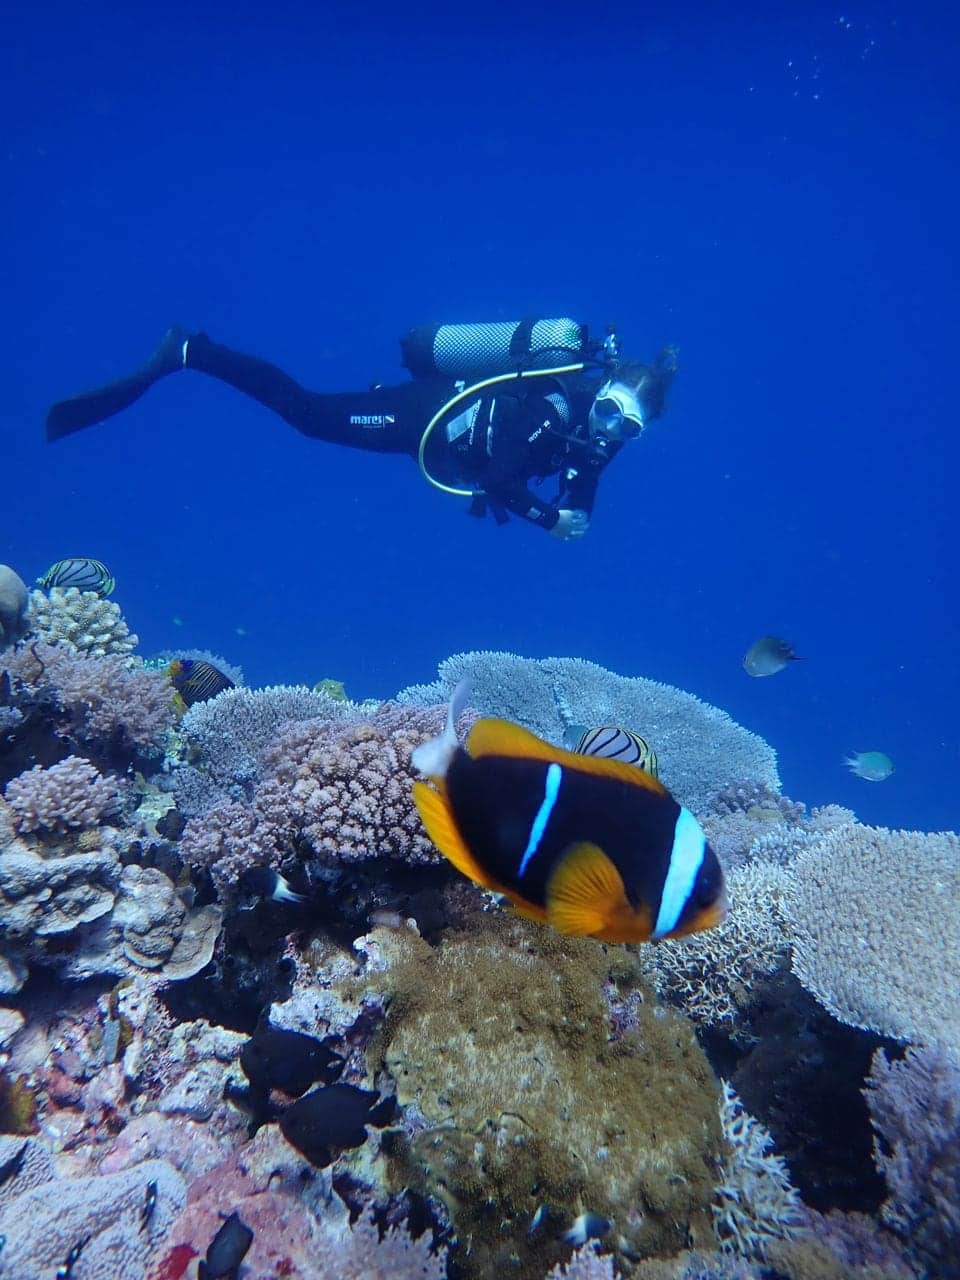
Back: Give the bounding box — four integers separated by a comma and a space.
411, 683, 726, 944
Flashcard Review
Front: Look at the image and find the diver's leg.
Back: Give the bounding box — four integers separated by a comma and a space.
184, 333, 445, 453
46, 327, 188, 441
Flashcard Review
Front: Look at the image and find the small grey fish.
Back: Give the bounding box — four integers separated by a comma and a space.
743, 635, 802, 677
38, 557, 116, 596
56, 1235, 91, 1280
571, 725, 659, 776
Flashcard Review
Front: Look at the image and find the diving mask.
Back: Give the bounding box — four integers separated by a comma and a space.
590, 382, 645, 440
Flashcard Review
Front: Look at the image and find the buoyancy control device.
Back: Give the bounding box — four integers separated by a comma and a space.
404, 317, 620, 497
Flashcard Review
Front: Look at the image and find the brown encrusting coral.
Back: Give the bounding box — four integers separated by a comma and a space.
369, 914, 723, 1279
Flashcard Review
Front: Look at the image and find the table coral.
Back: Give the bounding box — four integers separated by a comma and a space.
397, 651, 779, 814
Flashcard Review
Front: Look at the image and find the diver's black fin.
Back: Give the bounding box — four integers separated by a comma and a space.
46, 326, 188, 441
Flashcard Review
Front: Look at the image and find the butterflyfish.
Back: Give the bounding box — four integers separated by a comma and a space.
571, 724, 659, 776
38, 557, 115, 597
411, 683, 726, 944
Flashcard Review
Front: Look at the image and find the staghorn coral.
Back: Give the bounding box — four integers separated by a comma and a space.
713, 1080, 805, 1260
783, 824, 960, 1049
4, 755, 121, 834
647, 861, 790, 1037
0, 1156, 185, 1280
863, 1044, 960, 1277
397, 651, 779, 813
27, 586, 138, 657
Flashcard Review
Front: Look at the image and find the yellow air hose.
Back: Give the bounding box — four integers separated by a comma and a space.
417, 362, 587, 496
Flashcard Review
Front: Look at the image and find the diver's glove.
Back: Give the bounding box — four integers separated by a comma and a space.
550, 509, 590, 541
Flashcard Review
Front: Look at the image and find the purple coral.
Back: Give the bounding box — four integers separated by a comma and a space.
180, 702, 452, 895
264, 704, 447, 864
4, 755, 121, 833
2, 640, 175, 753
864, 1044, 960, 1276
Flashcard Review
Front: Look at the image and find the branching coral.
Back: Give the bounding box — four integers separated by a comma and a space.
397, 651, 779, 813
265, 705, 448, 864
4, 755, 121, 834
179, 702, 449, 895
713, 1081, 804, 1260
863, 1044, 960, 1275
647, 861, 790, 1036
2, 641, 175, 755
173, 682, 354, 814
783, 824, 960, 1049
27, 586, 138, 657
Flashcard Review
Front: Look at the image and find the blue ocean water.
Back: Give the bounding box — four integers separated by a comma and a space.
2, 0, 956, 834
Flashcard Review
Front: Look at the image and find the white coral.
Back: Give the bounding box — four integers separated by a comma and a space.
713, 1081, 804, 1258
784, 824, 960, 1050
28, 586, 137, 658
647, 861, 790, 1034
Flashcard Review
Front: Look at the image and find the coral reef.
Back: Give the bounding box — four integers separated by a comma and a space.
712, 1080, 804, 1258
647, 861, 790, 1037
0, 636, 954, 1280
4, 755, 121, 833
783, 824, 960, 1049
397, 651, 779, 813
27, 585, 138, 657
864, 1044, 960, 1277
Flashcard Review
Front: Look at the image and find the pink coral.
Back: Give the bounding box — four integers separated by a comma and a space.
180, 703, 456, 892
4, 755, 121, 833
2, 640, 175, 752
265, 708, 445, 864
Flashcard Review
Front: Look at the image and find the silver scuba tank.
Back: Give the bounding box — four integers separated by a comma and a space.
400, 317, 588, 379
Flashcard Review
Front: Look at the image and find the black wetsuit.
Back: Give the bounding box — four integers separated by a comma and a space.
184, 334, 621, 533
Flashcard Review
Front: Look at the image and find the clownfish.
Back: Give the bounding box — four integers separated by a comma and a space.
411, 683, 726, 944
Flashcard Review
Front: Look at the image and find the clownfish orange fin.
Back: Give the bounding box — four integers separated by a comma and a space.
412, 780, 501, 894
546, 842, 653, 942
466, 718, 667, 796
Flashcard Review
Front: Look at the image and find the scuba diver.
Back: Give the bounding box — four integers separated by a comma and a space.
46, 318, 678, 540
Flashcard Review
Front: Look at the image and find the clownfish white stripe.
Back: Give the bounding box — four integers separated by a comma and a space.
518, 762, 562, 877
653, 807, 706, 939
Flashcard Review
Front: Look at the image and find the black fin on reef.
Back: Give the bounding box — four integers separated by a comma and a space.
46, 326, 187, 441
